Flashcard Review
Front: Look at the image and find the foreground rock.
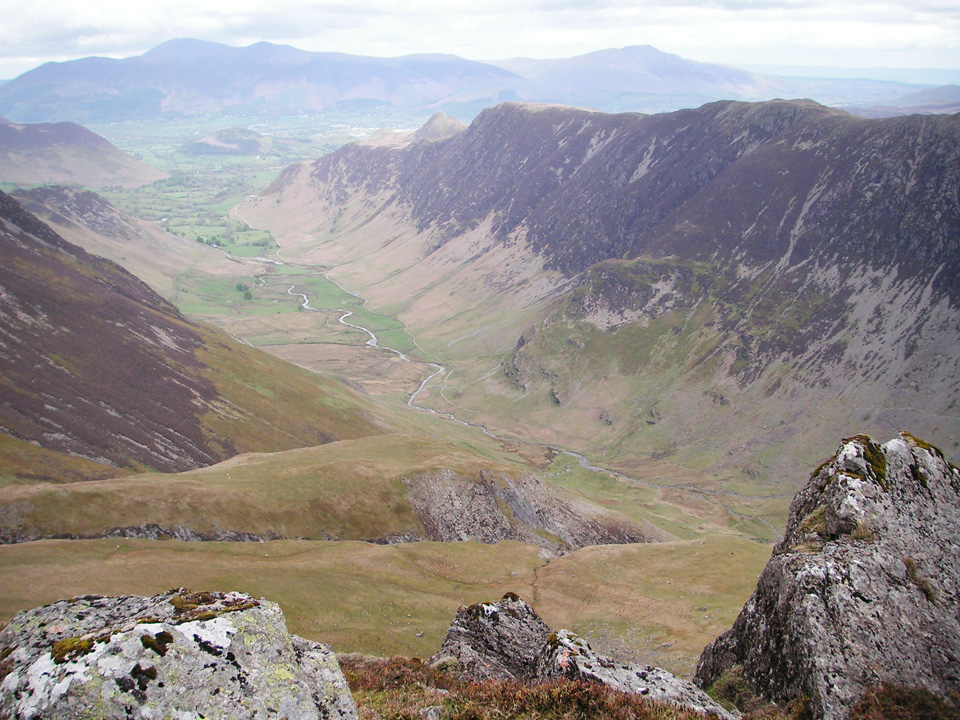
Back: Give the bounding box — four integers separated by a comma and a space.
0, 589, 357, 720
431, 594, 737, 719
429, 592, 551, 681
537, 630, 736, 719
695, 432, 960, 719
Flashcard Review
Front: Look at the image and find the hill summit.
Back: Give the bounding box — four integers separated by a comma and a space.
0, 119, 165, 188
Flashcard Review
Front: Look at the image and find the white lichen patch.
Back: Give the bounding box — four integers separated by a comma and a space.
174, 617, 237, 651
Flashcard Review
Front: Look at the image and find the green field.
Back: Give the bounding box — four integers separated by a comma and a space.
88, 116, 370, 260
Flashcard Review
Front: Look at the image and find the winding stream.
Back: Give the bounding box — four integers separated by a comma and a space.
284, 270, 782, 539
241, 211, 784, 540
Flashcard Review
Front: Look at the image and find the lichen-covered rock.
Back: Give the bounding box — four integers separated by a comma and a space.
431, 593, 738, 718
695, 432, 960, 719
536, 630, 738, 720
429, 593, 551, 681
0, 589, 358, 720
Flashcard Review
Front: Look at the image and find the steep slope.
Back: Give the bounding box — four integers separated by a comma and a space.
240, 100, 960, 487
0, 190, 385, 475
0, 119, 165, 188
10, 185, 217, 299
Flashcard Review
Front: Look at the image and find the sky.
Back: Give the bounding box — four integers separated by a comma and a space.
0, 0, 958, 82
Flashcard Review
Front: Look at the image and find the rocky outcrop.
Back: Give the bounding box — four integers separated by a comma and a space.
695, 432, 960, 719
536, 630, 737, 720
430, 593, 736, 719
0, 589, 357, 720
0, 524, 293, 545
429, 593, 551, 681
407, 469, 664, 554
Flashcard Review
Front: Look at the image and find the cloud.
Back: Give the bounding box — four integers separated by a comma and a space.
0, 0, 957, 79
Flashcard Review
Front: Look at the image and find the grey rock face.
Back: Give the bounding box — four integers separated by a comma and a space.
695, 432, 960, 719
536, 630, 737, 720
431, 593, 736, 718
407, 469, 661, 555
0, 589, 358, 720
429, 593, 551, 681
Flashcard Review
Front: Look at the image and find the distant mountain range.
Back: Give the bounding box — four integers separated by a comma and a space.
0, 38, 947, 123
845, 84, 960, 118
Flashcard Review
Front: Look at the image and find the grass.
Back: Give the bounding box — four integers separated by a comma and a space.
0, 433, 541, 541
0, 539, 544, 659
532, 536, 770, 677
0, 433, 130, 486
0, 534, 768, 672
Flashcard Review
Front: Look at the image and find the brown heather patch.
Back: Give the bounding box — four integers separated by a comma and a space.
339, 655, 707, 720
847, 684, 960, 720
705, 666, 811, 719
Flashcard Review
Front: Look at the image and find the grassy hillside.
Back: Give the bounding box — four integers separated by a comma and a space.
12, 185, 228, 300
0, 534, 770, 676
0, 434, 499, 541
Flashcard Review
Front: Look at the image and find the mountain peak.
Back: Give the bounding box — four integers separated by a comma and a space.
413, 111, 467, 142
142, 37, 229, 55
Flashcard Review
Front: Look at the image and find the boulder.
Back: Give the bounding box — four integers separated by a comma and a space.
431, 593, 737, 718
536, 629, 737, 720
0, 589, 357, 720
695, 433, 960, 719
429, 592, 551, 681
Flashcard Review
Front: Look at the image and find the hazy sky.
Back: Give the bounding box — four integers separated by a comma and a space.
0, 0, 958, 80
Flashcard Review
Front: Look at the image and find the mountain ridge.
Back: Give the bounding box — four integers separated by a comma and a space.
240, 99, 960, 487
0, 40, 939, 123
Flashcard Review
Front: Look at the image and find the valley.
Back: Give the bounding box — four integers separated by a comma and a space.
1, 85, 958, 719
